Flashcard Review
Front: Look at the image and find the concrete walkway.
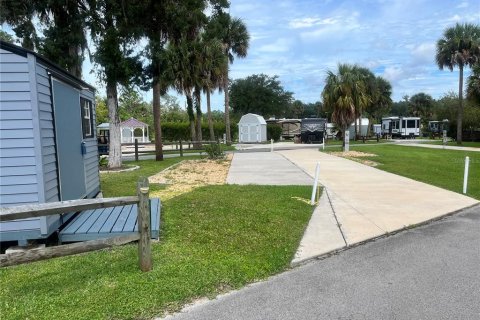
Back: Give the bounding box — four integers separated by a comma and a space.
226, 152, 313, 185
278, 149, 479, 264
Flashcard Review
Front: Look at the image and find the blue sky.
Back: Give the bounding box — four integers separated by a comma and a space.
221, 0, 479, 106
3, 0, 480, 111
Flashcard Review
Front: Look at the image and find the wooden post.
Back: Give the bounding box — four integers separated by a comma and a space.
137, 177, 152, 272
134, 138, 139, 161
179, 140, 183, 157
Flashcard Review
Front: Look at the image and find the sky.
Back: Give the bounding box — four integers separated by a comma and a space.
3, 0, 480, 112
218, 0, 480, 106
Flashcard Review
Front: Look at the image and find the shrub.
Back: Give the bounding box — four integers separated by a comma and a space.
267, 124, 282, 141
99, 155, 108, 168
204, 143, 225, 159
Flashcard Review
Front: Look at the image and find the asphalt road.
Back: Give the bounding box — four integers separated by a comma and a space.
164, 205, 480, 320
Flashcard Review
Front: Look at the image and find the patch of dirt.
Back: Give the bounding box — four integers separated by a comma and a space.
329, 151, 379, 167
329, 151, 377, 158
149, 154, 232, 201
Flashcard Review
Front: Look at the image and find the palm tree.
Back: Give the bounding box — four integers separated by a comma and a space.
371, 76, 392, 122
199, 38, 228, 141
142, 0, 211, 160
163, 39, 200, 142
436, 23, 480, 144
322, 64, 368, 151
208, 13, 249, 144
354, 66, 375, 138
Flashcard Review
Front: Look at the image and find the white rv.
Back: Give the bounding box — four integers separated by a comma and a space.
381, 116, 421, 138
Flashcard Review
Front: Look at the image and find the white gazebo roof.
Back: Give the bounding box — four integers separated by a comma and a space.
120, 117, 149, 128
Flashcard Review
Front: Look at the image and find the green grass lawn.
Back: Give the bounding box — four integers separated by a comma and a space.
325, 139, 390, 146
0, 184, 313, 320
420, 140, 480, 148
326, 144, 479, 199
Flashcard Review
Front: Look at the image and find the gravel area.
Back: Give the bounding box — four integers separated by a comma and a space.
149, 155, 232, 200
328, 151, 379, 167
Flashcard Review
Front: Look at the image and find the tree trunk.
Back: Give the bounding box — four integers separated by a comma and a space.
359, 115, 363, 138
186, 92, 196, 142
194, 88, 202, 144
107, 84, 122, 169
152, 81, 163, 161
354, 114, 358, 140
68, 44, 82, 78
457, 65, 464, 145
224, 66, 231, 145
207, 90, 215, 141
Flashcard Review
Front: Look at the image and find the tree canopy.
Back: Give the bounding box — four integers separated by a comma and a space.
436, 22, 480, 144
408, 92, 434, 126
230, 74, 293, 118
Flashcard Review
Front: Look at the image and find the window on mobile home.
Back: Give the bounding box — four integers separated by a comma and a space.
407, 120, 416, 128
81, 97, 94, 138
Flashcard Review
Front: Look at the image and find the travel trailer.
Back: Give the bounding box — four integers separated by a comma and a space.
428, 120, 449, 136
300, 118, 327, 143
381, 116, 421, 138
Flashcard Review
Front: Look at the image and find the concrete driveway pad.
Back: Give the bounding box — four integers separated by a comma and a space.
226, 152, 313, 185
278, 149, 479, 250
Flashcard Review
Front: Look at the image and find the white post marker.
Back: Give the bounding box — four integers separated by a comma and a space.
463, 156, 470, 194
311, 162, 321, 205
270, 139, 274, 152
322, 136, 325, 150
344, 131, 350, 152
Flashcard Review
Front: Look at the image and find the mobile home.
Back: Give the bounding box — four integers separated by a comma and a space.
0, 41, 100, 245
381, 116, 421, 138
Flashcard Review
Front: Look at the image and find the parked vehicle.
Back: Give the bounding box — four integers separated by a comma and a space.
300, 118, 327, 143
381, 116, 421, 138
428, 120, 449, 138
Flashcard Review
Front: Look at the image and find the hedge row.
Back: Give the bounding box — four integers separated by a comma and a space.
161, 122, 238, 141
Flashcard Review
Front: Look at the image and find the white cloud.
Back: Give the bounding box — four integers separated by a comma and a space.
257, 38, 292, 53
411, 42, 436, 65
382, 66, 405, 83
288, 17, 338, 29
446, 14, 462, 22
456, 1, 468, 8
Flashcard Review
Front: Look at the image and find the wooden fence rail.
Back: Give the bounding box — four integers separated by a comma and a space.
0, 178, 152, 271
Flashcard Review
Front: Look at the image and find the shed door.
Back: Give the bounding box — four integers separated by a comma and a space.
52, 79, 86, 200
249, 125, 257, 142
240, 125, 249, 142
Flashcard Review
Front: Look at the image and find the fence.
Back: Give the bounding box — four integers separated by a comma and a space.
0, 178, 152, 272
121, 139, 222, 160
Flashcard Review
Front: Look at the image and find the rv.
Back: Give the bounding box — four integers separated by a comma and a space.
381, 116, 421, 138
428, 120, 449, 137
300, 118, 327, 143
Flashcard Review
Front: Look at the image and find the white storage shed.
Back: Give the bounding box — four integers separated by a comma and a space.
238, 113, 267, 143
348, 118, 369, 139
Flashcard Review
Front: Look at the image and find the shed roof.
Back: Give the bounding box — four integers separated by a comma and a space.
238, 113, 267, 125
0, 40, 95, 92
97, 123, 110, 129
120, 117, 149, 128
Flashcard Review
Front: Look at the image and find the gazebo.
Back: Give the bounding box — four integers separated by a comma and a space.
120, 118, 150, 143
